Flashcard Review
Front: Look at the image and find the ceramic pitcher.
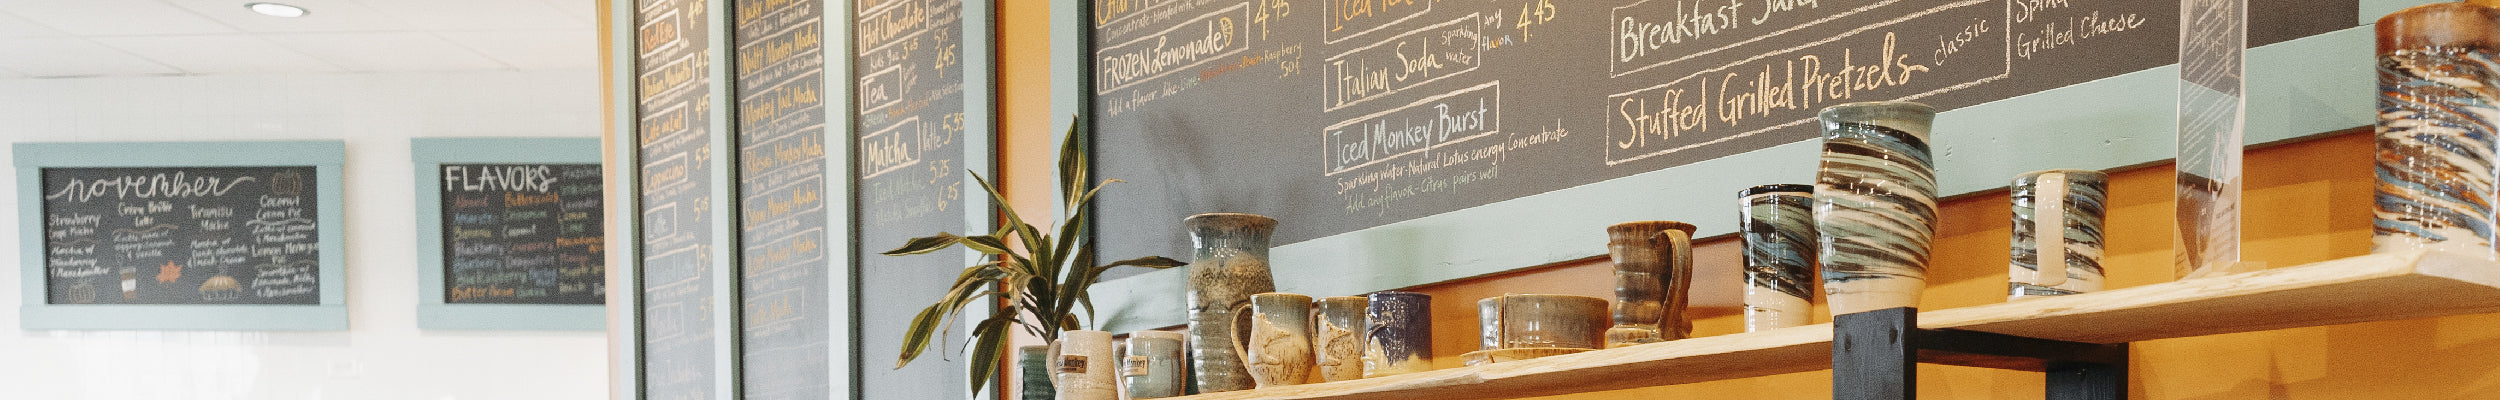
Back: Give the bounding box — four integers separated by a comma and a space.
1183, 213, 1278, 393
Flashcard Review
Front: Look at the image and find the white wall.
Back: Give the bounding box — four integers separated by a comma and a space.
0, 70, 607, 400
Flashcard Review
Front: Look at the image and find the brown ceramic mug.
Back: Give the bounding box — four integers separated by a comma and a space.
1477, 294, 1611, 350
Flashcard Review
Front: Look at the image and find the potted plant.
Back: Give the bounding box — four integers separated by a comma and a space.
886, 120, 1187, 396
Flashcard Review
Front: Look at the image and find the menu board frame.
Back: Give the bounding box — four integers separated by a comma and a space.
1062, 1, 2394, 334
14, 140, 348, 331
410, 137, 604, 331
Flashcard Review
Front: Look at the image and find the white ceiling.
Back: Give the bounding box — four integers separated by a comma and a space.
0, 0, 597, 79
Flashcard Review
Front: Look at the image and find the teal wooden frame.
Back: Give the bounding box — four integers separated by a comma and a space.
409, 137, 604, 330
14, 140, 348, 331
1060, 1, 2440, 333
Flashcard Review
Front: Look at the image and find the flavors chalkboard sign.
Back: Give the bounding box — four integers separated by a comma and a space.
412, 138, 606, 331
1086, 0, 2357, 271
854, 0, 975, 396
638, 0, 723, 396
734, 0, 833, 397
438, 163, 605, 305
16, 140, 346, 331
41, 166, 320, 305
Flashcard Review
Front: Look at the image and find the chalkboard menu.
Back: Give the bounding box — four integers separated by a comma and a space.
41, 166, 319, 305
734, 0, 832, 398
1088, 0, 2354, 266
438, 163, 605, 305
854, 0, 972, 396
637, 0, 719, 397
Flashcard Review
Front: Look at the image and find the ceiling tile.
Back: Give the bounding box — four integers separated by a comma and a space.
93, 35, 342, 74
163, 0, 415, 33
0, 0, 238, 36
355, 0, 589, 31
263, 32, 504, 71
0, 10, 67, 38
0, 38, 180, 77
436, 30, 594, 70
537, 0, 599, 25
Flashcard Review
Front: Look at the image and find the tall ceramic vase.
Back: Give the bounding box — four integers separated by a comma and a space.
2373, 3, 2500, 260
1183, 213, 1278, 393
1054, 330, 1117, 400
1018, 345, 1056, 400
2010, 169, 2111, 299
1603, 221, 1696, 348
1814, 101, 1939, 316
1738, 184, 1816, 332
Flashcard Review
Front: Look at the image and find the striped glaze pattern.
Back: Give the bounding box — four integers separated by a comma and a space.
1739, 186, 1816, 331
2009, 170, 2110, 298
1813, 102, 1939, 316
2373, 14, 2500, 258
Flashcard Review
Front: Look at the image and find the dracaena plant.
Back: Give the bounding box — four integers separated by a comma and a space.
884, 119, 1187, 393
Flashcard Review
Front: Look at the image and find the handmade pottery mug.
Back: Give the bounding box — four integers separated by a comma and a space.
2373, 3, 2500, 261
1477, 294, 1610, 351
1605, 221, 1697, 348
1363, 291, 1434, 378
1122, 330, 1187, 399
1739, 184, 1817, 332
1229, 292, 1314, 388
1053, 330, 1117, 400
2010, 169, 2110, 299
1814, 101, 1939, 315
1312, 296, 1369, 382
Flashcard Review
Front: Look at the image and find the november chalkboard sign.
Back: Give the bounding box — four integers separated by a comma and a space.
735, 0, 832, 397
438, 163, 604, 305
41, 166, 319, 305
854, 0, 972, 396
1088, 0, 2354, 269
637, 0, 720, 396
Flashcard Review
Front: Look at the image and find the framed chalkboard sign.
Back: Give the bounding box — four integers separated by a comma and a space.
1068, 0, 2384, 332
411, 138, 604, 330
15, 140, 347, 330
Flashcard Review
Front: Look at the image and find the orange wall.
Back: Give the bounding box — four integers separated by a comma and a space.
987, 8, 2500, 400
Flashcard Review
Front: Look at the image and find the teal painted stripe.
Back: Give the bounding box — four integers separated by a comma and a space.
417, 304, 605, 331
606, 0, 644, 397
20, 305, 347, 330
1092, 25, 2384, 333
15, 140, 344, 166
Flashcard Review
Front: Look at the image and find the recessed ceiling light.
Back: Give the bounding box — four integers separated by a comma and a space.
245, 2, 308, 18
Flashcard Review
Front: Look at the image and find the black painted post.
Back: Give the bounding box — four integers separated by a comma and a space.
2046, 357, 2127, 400
1833, 307, 1917, 400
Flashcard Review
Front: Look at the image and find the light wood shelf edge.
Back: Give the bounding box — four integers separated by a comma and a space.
1156, 250, 2500, 400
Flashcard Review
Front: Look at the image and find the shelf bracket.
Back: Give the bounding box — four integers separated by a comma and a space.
1834, 307, 2128, 400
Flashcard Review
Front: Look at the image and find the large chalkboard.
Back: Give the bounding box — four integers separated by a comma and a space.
637, 0, 720, 397
438, 163, 605, 305
41, 166, 320, 305
1088, 0, 2355, 269
854, 0, 973, 397
734, 0, 832, 398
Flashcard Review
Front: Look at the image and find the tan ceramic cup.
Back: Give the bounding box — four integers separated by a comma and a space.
1312, 296, 1369, 382
1477, 294, 1611, 350
1229, 292, 1314, 388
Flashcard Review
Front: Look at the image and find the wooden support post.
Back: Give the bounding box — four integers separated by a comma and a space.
1834, 307, 1916, 400
1833, 307, 2128, 400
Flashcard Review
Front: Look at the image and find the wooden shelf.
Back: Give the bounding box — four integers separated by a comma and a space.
1163, 250, 2500, 400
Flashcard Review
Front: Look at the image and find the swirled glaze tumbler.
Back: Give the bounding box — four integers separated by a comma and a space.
2010, 169, 2110, 299
1739, 184, 1816, 332
1814, 101, 1939, 315
1183, 213, 1277, 393
2374, 3, 2500, 260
